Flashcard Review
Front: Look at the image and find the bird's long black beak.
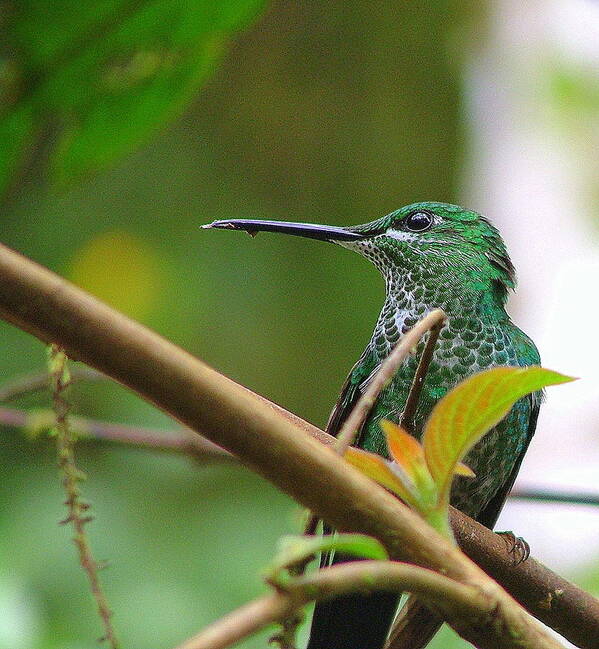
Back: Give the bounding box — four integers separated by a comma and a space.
202, 218, 364, 242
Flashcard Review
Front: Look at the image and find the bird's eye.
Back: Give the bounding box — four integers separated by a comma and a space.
404, 211, 433, 232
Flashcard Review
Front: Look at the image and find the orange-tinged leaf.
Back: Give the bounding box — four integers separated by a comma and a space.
423, 366, 575, 505
344, 447, 418, 508
380, 419, 426, 479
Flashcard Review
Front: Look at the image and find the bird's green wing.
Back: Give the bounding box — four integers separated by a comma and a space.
325, 347, 380, 437
476, 394, 540, 528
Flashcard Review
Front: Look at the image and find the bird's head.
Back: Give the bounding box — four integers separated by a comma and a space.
341, 202, 515, 297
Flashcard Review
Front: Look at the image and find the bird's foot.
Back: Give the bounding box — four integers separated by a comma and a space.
497, 530, 530, 565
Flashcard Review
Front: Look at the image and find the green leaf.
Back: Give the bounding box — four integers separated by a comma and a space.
1, 0, 266, 193
423, 366, 575, 506
265, 533, 388, 583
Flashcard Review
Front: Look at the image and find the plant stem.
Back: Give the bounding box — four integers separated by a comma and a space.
174, 561, 482, 649
49, 345, 120, 649
399, 318, 444, 433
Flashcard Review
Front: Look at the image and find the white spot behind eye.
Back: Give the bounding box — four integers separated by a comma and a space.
386, 229, 418, 242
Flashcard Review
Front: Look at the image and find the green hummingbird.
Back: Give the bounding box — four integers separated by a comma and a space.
204, 202, 541, 649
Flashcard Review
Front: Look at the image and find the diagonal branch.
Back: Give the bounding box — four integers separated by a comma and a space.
0, 242, 594, 649
1, 406, 596, 645
452, 510, 599, 647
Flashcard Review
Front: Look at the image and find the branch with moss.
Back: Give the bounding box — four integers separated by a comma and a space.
48, 345, 120, 649
0, 242, 597, 648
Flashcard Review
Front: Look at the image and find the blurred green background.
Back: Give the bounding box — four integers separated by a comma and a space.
2, 2, 598, 648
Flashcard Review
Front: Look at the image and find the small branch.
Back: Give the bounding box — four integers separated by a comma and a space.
399, 317, 444, 433
49, 346, 120, 649
0, 366, 104, 402
5, 403, 599, 510
174, 561, 483, 649
0, 405, 232, 461
334, 309, 447, 455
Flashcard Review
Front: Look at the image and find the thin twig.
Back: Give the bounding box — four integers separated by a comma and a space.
0, 366, 105, 402
174, 561, 483, 649
5, 404, 599, 509
509, 488, 599, 507
0, 405, 231, 462
399, 318, 444, 433
49, 346, 120, 649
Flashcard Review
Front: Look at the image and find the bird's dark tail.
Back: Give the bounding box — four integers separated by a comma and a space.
307, 552, 399, 649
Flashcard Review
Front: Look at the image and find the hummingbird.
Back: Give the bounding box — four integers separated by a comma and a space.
204, 202, 541, 649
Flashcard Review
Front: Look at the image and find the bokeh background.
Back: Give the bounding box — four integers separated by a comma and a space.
1, 1, 599, 648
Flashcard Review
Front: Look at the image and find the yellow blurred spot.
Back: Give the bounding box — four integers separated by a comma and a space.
70, 230, 163, 320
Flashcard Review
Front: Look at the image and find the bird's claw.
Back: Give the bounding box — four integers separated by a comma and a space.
497, 530, 530, 565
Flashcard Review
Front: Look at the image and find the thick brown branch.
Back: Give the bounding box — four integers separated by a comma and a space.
175, 562, 483, 649
453, 510, 599, 648
0, 242, 590, 649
